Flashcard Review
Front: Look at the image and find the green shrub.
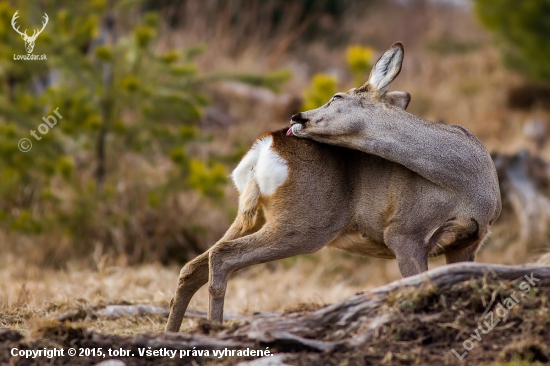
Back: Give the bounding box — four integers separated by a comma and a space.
475, 0, 550, 84
0, 0, 288, 265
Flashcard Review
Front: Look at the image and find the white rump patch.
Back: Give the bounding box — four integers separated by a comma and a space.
231, 143, 261, 193
231, 135, 288, 196
254, 138, 288, 195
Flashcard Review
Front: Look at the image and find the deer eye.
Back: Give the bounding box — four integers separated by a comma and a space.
329, 95, 342, 105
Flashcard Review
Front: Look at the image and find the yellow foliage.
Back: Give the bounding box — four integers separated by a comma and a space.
169, 147, 187, 165
95, 45, 112, 61
346, 45, 375, 85
161, 50, 179, 64
188, 160, 227, 198
302, 73, 338, 110
120, 75, 141, 92
134, 26, 155, 48
55, 156, 74, 179
346, 45, 375, 74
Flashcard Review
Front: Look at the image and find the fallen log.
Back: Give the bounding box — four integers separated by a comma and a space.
55, 305, 278, 323
493, 150, 550, 250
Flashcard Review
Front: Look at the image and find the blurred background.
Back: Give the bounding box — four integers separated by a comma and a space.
1, 0, 550, 333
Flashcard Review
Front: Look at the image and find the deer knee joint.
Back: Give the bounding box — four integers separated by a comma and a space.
208, 283, 226, 299
178, 266, 194, 283
209, 245, 231, 268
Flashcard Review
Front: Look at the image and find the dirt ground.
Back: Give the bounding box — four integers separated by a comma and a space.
2, 265, 550, 366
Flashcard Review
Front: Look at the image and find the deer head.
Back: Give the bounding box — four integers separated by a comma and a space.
288, 42, 410, 138
11, 11, 49, 54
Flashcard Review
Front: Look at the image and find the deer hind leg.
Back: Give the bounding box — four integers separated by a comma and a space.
426, 218, 482, 265
208, 223, 335, 323
444, 244, 478, 263
165, 207, 265, 332
386, 234, 429, 277
165, 251, 210, 332
444, 227, 488, 264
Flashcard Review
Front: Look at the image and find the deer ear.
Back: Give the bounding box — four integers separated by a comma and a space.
358, 42, 404, 95
385, 91, 411, 110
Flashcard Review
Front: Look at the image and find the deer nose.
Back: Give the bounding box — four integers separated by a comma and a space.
290, 113, 309, 125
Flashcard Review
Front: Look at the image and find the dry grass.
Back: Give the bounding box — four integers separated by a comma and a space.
2, 244, 547, 337
0, 249, 395, 335
3, 267, 550, 366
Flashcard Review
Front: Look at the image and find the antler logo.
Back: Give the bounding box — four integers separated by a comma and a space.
11, 11, 49, 54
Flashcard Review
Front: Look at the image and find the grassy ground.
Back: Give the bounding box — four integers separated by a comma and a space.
2, 247, 549, 338
2, 266, 550, 365
0, 250, 400, 336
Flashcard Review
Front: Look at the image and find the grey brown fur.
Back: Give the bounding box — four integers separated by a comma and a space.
165, 42, 501, 330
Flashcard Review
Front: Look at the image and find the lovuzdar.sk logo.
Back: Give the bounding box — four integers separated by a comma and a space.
11, 10, 48, 60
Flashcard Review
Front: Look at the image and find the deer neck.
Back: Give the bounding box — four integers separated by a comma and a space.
315, 105, 495, 193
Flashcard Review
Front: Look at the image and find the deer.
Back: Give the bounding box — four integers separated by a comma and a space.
11, 11, 49, 54
165, 42, 501, 331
